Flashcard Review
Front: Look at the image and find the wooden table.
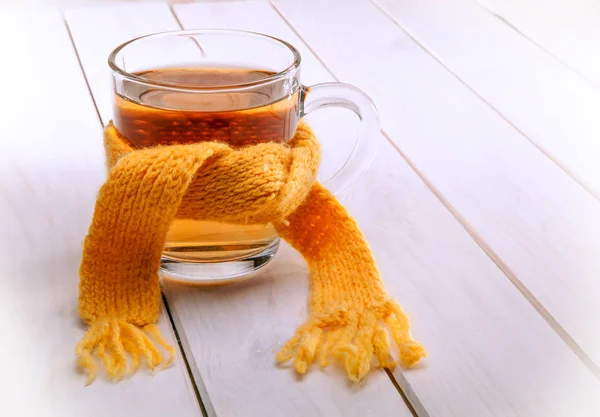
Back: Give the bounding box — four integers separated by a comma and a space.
1, 0, 600, 416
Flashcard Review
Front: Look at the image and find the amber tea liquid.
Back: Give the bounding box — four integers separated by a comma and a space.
113, 67, 300, 263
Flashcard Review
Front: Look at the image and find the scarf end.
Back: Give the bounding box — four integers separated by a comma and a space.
276, 300, 426, 383
76, 318, 175, 384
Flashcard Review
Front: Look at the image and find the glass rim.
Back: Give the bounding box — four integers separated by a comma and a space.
108, 29, 302, 92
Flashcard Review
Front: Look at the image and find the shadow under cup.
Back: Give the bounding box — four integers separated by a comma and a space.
109, 30, 380, 285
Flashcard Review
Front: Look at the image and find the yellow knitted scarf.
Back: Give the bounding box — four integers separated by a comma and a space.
77, 121, 425, 384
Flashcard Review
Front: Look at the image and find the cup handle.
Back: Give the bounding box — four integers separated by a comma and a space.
300, 82, 380, 195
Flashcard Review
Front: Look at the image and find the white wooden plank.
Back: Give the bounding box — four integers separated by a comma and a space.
64, 3, 403, 417
0, 8, 200, 417
274, 0, 600, 369
169, 2, 600, 416
478, 0, 600, 85
375, 0, 600, 201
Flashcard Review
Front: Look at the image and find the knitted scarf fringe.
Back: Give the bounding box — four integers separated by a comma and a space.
277, 300, 425, 382
76, 318, 175, 384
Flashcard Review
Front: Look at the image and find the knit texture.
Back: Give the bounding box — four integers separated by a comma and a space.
77, 121, 425, 383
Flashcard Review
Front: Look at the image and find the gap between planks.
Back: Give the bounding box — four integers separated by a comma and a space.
162, 293, 216, 417
60, 9, 212, 416
169, 3, 207, 55
61, 12, 103, 126
169, 2, 185, 30
269, 0, 600, 383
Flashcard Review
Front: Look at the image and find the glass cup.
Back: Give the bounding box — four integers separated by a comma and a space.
108, 30, 379, 285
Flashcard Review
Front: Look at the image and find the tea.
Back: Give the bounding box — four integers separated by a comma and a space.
114, 67, 300, 147
113, 67, 300, 263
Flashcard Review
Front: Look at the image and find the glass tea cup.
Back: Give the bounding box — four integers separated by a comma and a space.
108, 30, 379, 285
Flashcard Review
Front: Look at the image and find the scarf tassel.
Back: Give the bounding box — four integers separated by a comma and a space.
276, 300, 426, 383
76, 318, 175, 384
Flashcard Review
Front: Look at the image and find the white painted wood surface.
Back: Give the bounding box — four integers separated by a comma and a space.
373, 0, 600, 367
71, 4, 593, 414
375, 0, 600, 201
172, 3, 600, 415
273, 0, 600, 369
0, 9, 200, 417
479, 0, 600, 85
2, 1, 600, 416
